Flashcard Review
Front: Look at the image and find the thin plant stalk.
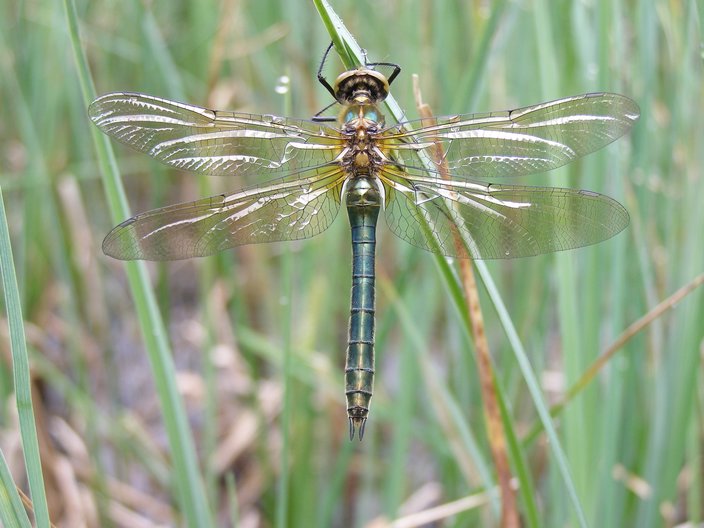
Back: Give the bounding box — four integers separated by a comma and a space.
312, 1, 584, 524
0, 186, 48, 527
62, 1, 214, 525
413, 78, 519, 528
522, 271, 704, 446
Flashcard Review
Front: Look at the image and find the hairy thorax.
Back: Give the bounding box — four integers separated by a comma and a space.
341, 111, 385, 177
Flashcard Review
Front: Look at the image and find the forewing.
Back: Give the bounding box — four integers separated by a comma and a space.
89, 92, 343, 179
381, 168, 629, 259
103, 167, 345, 260
379, 93, 639, 180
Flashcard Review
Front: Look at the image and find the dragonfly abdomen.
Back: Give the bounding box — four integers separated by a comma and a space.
345, 177, 381, 440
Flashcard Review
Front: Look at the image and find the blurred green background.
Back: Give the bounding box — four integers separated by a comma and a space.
1, 0, 702, 526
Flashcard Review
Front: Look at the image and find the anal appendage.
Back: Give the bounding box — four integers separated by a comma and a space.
349, 416, 367, 441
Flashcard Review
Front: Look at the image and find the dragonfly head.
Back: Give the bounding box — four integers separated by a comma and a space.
333, 68, 390, 105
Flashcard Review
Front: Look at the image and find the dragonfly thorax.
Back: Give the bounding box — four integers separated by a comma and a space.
340, 108, 385, 176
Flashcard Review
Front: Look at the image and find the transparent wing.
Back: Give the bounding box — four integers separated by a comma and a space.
379, 93, 639, 180
89, 92, 344, 178
103, 166, 346, 260
380, 167, 628, 259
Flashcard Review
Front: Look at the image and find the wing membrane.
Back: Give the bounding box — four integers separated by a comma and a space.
103, 166, 346, 260
381, 167, 628, 259
89, 92, 344, 178
379, 93, 639, 180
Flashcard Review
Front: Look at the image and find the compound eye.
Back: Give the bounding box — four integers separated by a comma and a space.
344, 110, 357, 123
365, 110, 378, 122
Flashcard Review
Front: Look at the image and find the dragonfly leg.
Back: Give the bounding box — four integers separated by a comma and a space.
312, 99, 339, 122
317, 41, 337, 100
364, 61, 401, 85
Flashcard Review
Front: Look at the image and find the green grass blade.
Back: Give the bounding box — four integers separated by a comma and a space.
531, 1, 589, 526
475, 260, 568, 527
275, 247, 294, 528
0, 449, 31, 528
313, 2, 582, 525
0, 334, 32, 528
62, 1, 214, 525
312, 0, 356, 67
380, 276, 500, 515
0, 186, 50, 527
493, 373, 540, 528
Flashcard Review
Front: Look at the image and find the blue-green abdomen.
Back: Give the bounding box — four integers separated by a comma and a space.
345, 177, 381, 440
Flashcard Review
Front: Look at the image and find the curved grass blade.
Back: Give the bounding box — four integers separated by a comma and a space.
312, 1, 587, 525
0, 187, 45, 528
63, 1, 214, 525
0, 450, 31, 528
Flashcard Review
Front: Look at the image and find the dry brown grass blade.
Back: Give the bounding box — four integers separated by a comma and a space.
57, 176, 109, 338
365, 484, 504, 528
561, 271, 704, 403
205, 0, 239, 99
523, 271, 704, 445
16, 486, 59, 528
412, 75, 519, 528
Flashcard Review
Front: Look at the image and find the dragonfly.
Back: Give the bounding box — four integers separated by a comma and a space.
89, 46, 639, 440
